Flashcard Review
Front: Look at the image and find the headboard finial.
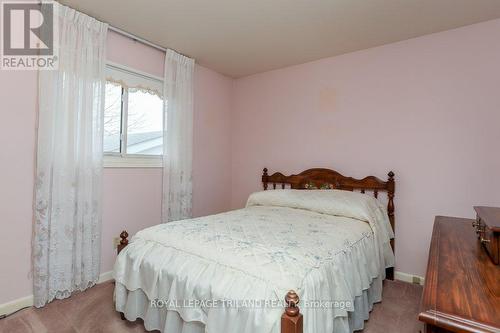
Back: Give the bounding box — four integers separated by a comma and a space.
387, 171, 395, 194
262, 168, 269, 190
117, 230, 129, 255
120, 230, 129, 246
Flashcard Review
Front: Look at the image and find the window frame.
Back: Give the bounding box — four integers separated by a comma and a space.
103, 62, 164, 168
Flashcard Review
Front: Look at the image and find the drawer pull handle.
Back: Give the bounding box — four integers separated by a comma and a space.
480, 237, 490, 244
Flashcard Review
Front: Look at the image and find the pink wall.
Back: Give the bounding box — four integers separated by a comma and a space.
231, 19, 500, 277
0, 70, 38, 305
0, 30, 233, 304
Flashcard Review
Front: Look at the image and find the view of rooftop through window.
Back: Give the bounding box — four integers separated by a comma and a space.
104, 81, 163, 156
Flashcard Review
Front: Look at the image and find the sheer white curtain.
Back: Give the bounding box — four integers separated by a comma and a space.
33, 3, 108, 307
162, 50, 195, 222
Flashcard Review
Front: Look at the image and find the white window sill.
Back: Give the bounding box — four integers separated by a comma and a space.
104, 155, 162, 168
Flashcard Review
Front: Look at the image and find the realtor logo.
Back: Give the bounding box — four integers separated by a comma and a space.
1, 0, 58, 70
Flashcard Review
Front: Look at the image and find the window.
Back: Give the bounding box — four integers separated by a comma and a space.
103, 63, 164, 167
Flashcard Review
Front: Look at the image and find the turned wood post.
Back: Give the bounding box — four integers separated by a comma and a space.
117, 230, 129, 255
386, 171, 395, 280
117, 230, 129, 321
262, 168, 269, 190
281, 290, 303, 333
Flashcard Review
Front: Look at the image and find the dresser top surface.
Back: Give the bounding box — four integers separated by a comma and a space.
419, 216, 500, 333
475, 206, 500, 231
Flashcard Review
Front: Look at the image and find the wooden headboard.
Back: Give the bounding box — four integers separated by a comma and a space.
262, 167, 395, 280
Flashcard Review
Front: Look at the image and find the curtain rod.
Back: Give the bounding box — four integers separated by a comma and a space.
108, 26, 192, 59
109, 26, 167, 52
48, 1, 191, 58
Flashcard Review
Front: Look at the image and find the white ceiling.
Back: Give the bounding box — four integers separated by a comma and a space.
59, 0, 500, 78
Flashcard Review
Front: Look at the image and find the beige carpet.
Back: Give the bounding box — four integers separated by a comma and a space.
0, 280, 423, 333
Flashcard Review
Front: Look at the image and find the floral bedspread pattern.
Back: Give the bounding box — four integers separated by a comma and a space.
114, 190, 394, 333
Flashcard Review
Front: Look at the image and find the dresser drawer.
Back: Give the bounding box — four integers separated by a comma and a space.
474, 206, 500, 266
478, 220, 499, 264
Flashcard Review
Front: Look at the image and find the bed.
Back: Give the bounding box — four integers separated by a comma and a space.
113, 168, 396, 333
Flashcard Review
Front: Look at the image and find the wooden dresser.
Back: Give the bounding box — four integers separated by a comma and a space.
419, 216, 500, 333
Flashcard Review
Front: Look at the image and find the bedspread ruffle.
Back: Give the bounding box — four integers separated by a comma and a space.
115, 275, 381, 333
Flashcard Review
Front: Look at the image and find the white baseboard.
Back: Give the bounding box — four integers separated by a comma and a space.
0, 271, 114, 317
0, 295, 34, 318
394, 270, 425, 285
97, 270, 114, 284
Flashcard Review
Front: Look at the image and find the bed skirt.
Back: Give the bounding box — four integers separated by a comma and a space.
114, 275, 382, 333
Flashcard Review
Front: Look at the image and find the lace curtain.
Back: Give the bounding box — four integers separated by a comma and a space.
162, 50, 195, 222
105, 64, 163, 97
33, 3, 108, 307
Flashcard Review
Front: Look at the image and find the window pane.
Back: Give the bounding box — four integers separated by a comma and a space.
103, 82, 122, 153
126, 89, 163, 155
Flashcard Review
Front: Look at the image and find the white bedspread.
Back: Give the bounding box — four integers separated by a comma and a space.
114, 190, 394, 333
